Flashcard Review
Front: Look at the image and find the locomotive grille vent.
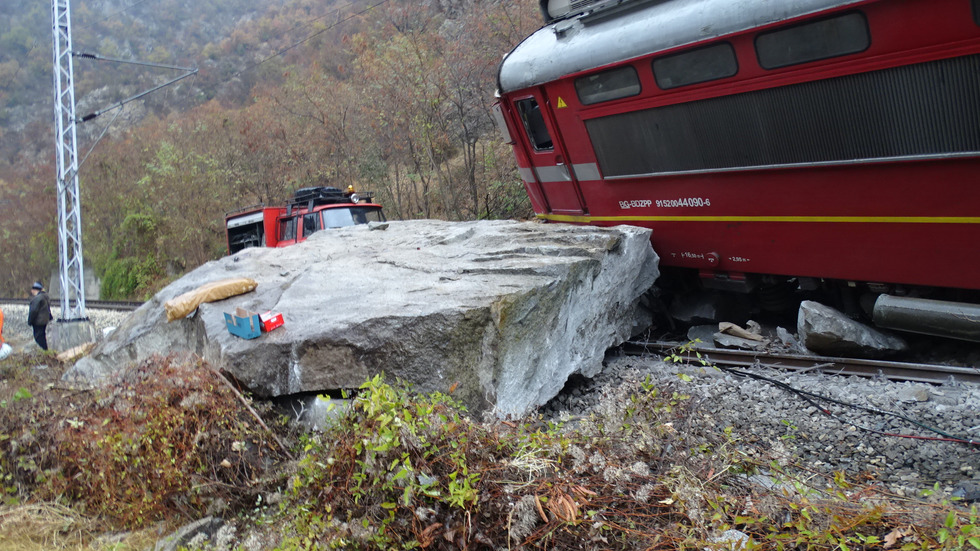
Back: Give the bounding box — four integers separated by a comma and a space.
586, 54, 980, 177
548, 0, 606, 18
546, 0, 652, 22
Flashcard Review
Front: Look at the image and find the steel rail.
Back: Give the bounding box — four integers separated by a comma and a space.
0, 298, 142, 312
622, 340, 980, 385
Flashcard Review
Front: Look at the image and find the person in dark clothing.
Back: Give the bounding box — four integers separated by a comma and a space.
27, 281, 52, 351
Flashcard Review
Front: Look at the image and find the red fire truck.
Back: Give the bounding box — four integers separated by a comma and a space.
225, 186, 385, 255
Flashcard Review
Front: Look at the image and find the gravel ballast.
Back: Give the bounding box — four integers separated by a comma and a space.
0, 303, 131, 353
543, 350, 980, 497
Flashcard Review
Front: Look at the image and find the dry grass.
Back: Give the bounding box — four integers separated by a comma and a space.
0, 502, 160, 550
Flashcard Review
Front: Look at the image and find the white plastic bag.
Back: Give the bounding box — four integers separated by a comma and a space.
0, 342, 11, 360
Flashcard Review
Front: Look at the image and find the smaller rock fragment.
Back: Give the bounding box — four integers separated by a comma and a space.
797, 301, 908, 358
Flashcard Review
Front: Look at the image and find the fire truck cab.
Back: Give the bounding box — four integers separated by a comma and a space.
225, 186, 385, 255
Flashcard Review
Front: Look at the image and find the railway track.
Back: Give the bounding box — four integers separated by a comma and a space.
0, 298, 143, 312
2, 297, 975, 385
622, 340, 980, 386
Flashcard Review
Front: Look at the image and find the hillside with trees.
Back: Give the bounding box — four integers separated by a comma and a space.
0, 0, 540, 298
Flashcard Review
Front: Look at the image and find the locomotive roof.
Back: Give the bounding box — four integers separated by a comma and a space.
498, 0, 869, 93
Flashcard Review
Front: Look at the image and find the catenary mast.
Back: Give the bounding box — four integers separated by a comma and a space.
50, 0, 86, 321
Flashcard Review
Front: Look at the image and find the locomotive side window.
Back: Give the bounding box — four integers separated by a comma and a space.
653, 42, 737, 89
279, 217, 297, 241
575, 66, 641, 105
303, 213, 320, 236
515, 98, 554, 151
974, 0, 980, 26
756, 12, 869, 69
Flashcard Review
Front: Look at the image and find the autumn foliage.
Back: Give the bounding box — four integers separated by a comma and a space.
0, 0, 541, 297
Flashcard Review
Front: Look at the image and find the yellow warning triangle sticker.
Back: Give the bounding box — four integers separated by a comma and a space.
556, 96, 568, 109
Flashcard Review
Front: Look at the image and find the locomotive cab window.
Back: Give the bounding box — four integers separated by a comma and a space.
279, 216, 297, 241
575, 66, 641, 105
653, 42, 737, 89
515, 98, 553, 151
756, 12, 869, 69
974, 0, 980, 26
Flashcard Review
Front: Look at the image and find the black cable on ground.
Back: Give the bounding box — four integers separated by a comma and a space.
714, 363, 980, 447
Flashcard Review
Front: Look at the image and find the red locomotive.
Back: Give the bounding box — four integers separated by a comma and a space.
225, 186, 385, 255
495, 0, 980, 316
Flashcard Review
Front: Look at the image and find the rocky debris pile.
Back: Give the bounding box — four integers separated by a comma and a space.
686, 320, 771, 352
66, 220, 659, 418
543, 351, 980, 496
668, 292, 921, 360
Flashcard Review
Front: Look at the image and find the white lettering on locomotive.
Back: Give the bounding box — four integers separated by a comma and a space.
654, 198, 711, 208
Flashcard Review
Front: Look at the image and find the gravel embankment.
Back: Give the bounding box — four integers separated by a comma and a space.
544, 351, 980, 497
0, 303, 132, 353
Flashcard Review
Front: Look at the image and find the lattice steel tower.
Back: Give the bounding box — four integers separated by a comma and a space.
51, 0, 86, 320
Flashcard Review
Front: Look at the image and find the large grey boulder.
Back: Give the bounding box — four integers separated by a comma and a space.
797, 300, 908, 358
66, 220, 659, 417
